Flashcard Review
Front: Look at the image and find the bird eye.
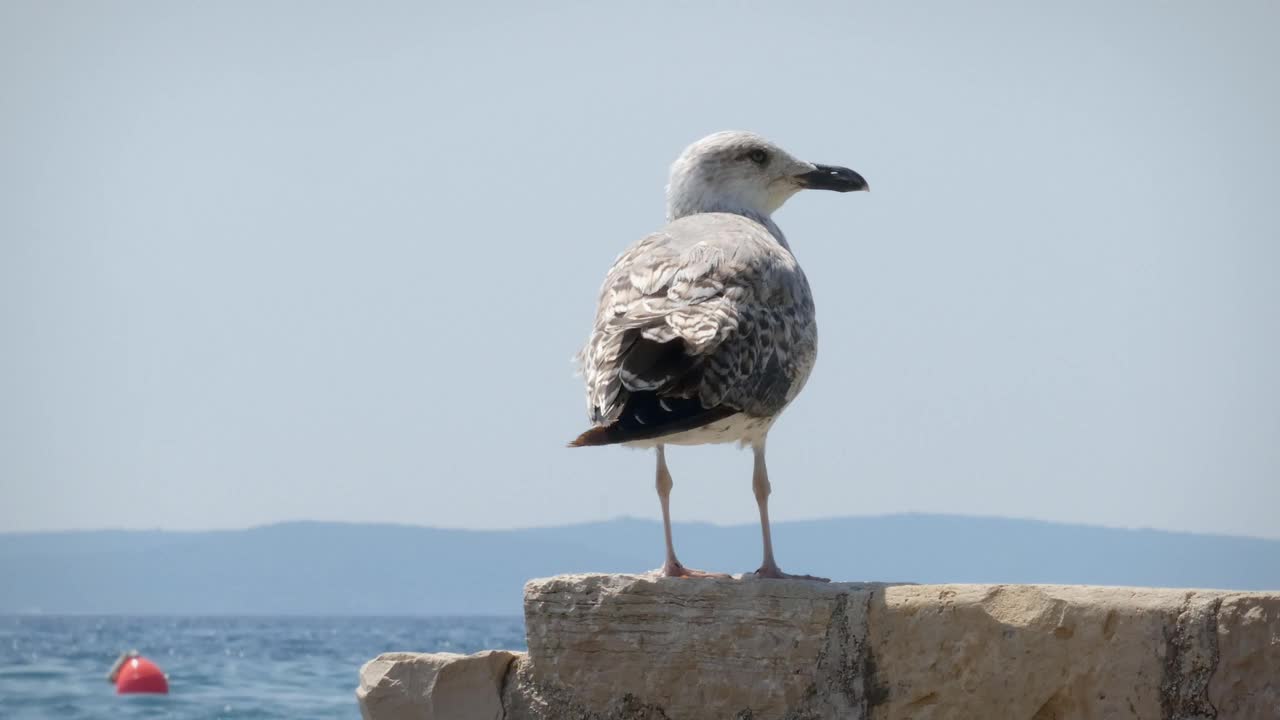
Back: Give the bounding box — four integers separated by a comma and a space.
746, 149, 769, 165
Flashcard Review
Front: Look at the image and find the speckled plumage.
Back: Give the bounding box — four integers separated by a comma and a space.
567, 130, 865, 579
578, 211, 817, 447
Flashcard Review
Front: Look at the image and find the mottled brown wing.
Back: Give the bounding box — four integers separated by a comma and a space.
573, 214, 813, 445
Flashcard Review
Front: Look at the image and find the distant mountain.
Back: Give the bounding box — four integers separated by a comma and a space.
1, 515, 1276, 615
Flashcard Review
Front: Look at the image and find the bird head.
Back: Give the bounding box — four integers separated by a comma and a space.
665, 130, 867, 222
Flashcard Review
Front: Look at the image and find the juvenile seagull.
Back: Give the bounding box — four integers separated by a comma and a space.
570, 131, 867, 580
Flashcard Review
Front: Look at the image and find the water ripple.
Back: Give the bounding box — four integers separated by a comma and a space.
0, 615, 526, 719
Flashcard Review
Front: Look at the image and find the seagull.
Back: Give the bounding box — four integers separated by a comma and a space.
570, 131, 867, 580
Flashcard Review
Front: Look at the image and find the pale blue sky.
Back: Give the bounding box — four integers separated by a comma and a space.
3, 1, 1278, 538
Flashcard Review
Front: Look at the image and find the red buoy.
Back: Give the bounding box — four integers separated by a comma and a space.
110, 653, 169, 694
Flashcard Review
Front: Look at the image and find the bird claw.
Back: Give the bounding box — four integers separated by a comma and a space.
656, 560, 731, 579
750, 565, 830, 582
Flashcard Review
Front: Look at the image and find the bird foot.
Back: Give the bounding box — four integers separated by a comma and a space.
656, 560, 731, 579
750, 564, 830, 582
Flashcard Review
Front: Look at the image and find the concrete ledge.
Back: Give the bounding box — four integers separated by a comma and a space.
358, 574, 1279, 720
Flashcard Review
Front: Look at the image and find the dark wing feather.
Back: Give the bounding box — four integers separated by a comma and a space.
568, 394, 735, 447
618, 335, 697, 394
574, 334, 732, 446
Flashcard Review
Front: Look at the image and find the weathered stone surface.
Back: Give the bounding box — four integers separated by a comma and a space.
517, 571, 870, 717
358, 575, 1280, 720
521, 574, 878, 720
358, 650, 517, 720
869, 585, 1183, 719
1209, 593, 1280, 718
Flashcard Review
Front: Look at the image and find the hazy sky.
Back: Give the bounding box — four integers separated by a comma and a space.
3, 1, 1278, 538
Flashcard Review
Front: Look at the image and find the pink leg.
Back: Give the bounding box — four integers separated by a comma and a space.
655, 446, 729, 579
751, 442, 829, 582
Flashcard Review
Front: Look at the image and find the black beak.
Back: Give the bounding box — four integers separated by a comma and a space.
795, 164, 869, 192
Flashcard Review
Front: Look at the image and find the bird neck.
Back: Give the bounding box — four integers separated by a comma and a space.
666, 201, 791, 251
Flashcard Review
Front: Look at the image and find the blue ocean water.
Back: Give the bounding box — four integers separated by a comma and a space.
0, 616, 526, 719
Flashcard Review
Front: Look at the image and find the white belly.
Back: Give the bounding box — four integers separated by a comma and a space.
623, 412, 775, 449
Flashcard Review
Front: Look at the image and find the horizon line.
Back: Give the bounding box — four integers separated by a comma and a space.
2, 511, 1277, 543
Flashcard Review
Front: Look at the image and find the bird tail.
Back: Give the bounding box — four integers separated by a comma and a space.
567, 425, 619, 447
567, 398, 737, 448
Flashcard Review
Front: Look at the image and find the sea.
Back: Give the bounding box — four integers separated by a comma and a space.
0, 615, 527, 719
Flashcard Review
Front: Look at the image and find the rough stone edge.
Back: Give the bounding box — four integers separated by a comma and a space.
358, 650, 522, 720
783, 588, 876, 720
1160, 592, 1223, 720
506, 583, 886, 720
372, 579, 1278, 720
502, 654, 676, 720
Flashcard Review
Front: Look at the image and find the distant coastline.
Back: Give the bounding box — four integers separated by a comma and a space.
3, 514, 1277, 615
